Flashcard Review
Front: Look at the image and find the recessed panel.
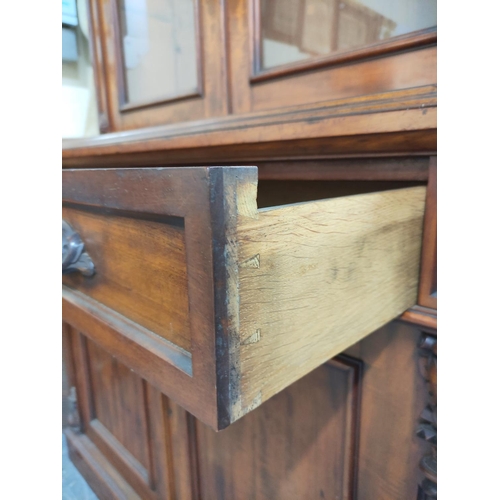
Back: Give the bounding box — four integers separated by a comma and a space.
196, 357, 361, 499
62, 206, 191, 352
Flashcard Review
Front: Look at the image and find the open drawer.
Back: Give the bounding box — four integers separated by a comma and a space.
62, 167, 426, 430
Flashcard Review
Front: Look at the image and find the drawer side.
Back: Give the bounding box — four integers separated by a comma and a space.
232, 186, 426, 422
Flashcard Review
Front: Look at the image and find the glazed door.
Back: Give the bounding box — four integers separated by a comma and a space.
88, 0, 228, 131
227, 0, 436, 115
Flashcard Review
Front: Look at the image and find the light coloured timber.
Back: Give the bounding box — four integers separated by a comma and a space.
224, 180, 426, 422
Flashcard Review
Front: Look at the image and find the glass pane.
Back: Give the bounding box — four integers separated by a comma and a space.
260, 0, 437, 70
118, 0, 198, 105
62, 0, 99, 138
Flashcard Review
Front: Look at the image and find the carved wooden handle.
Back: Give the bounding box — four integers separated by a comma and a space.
62, 220, 95, 277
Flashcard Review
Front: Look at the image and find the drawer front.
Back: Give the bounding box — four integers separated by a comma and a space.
63, 207, 191, 352
62, 167, 426, 430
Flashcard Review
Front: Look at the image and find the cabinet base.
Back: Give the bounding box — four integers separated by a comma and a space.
64, 429, 140, 500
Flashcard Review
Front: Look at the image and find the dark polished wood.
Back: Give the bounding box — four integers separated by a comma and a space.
400, 305, 437, 332
227, 0, 436, 117
256, 157, 431, 181
63, 1, 437, 497
86, 0, 111, 133
85, 339, 153, 497
68, 0, 437, 137
93, 0, 228, 131
63, 168, 224, 429
63, 85, 436, 168
252, 28, 437, 83
65, 429, 142, 500
65, 325, 193, 500
419, 156, 437, 309
416, 334, 437, 499
65, 321, 430, 500
344, 321, 430, 499
195, 355, 362, 500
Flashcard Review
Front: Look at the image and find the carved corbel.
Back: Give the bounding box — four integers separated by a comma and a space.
417, 334, 437, 499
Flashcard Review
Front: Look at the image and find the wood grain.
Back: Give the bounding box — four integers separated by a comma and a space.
62, 206, 191, 351
86, 339, 151, 472
164, 400, 200, 500
66, 320, 432, 500
71, 333, 155, 499
344, 321, 430, 499
87, 420, 154, 500
144, 385, 174, 500
234, 184, 426, 417
86, 0, 110, 132
256, 157, 430, 181
95, 0, 228, 131
62, 0, 438, 491
227, 0, 436, 115
195, 356, 362, 500
65, 429, 142, 500
63, 131, 436, 170
251, 28, 437, 83
62, 86, 436, 168
65, 325, 199, 499
252, 47, 437, 113
418, 156, 437, 309
63, 167, 220, 429
63, 167, 427, 429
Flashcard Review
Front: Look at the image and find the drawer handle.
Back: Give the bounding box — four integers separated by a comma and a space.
62, 220, 95, 277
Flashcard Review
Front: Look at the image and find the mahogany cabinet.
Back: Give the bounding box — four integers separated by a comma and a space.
63, 0, 437, 498
84, 0, 436, 134
64, 320, 435, 500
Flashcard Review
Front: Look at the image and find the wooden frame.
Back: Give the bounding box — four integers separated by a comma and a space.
86, 0, 111, 133
64, 324, 198, 499
75, 335, 158, 499
65, 429, 143, 499
255, 157, 431, 181
62, 84, 437, 168
193, 353, 364, 499
63, 168, 221, 429
226, 0, 436, 116
418, 156, 437, 309
327, 355, 363, 500
78, 0, 436, 141
65, 326, 369, 499
94, 0, 228, 131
